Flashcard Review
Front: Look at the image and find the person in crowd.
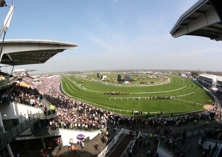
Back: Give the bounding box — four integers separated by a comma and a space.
71, 144, 77, 154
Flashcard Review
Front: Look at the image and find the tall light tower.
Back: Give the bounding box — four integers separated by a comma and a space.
0, 2, 16, 157
0, 1, 15, 62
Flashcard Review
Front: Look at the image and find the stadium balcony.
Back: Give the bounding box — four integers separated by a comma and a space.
0, 77, 10, 90
202, 128, 222, 141
0, 82, 59, 151
0, 113, 41, 150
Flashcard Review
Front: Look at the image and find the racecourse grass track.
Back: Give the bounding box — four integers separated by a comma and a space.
61, 74, 213, 116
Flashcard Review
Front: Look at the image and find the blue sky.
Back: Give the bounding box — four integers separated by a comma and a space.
0, 0, 222, 73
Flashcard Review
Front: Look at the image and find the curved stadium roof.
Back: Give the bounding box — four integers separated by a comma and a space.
0, 39, 78, 66
170, 0, 222, 41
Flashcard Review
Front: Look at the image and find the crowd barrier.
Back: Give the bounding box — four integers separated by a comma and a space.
97, 128, 139, 157
97, 128, 124, 157
62, 76, 209, 117
64, 75, 188, 95
108, 91, 194, 100
61, 80, 207, 118
183, 121, 222, 137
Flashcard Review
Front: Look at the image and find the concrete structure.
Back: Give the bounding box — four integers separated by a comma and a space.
198, 74, 222, 88
0, 39, 77, 65
0, 38, 77, 156
169, 1, 222, 156
13, 68, 36, 77
217, 78, 222, 93
0, 3, 78, 156
170, 0, 222, 41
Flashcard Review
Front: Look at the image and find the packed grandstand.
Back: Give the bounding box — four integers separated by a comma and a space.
0, 0, 222, 157
0, 72, 221, 157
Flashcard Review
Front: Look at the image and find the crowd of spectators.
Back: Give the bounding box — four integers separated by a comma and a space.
0, 71, 8, 88
10, 85, 43, 107
0, 78, 44, 108
22, 76, 35, 87
26, 74, 222, 156
0, 72, 221, 157
36, 75, 61, 97
36, 75, 109, 131
34, 75, 218, 131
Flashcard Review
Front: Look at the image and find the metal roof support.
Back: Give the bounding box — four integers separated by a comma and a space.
172, 7, 220, 38
10, 64, 14, 75
0, 5, 15, 63
210, 0, 222, 20
0, 31, 6, 63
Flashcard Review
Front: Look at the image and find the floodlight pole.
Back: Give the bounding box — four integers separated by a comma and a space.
10, 64, 14, 75
0, 5, 15, 63
0, 30, 6, 63
0, 4, 15, 157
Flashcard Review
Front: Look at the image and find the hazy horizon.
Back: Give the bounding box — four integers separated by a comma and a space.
1, 0, 222, 74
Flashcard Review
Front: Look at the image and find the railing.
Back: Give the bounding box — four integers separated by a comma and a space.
97, 123, 222, 157
0, 113, 41, 150
148, 109, 207, 120
158, 137, 193, 157
108, 92, 194, 100
202, 128, 222, 142
31, 126, 60, 135
97, 128, 139, 157
61, 83, 205, 117
0, 77, 10, 90
158, 140, 174, 156
97, 128, 124, 157
182, 121, 222, 137
120, 130, 140, 157
61, 77, 208, 117
38, 112, 57, 119
9, 100, 57, 119
120, 140, 135, 157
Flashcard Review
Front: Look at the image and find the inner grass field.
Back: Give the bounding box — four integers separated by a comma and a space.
61, 73, 213, 116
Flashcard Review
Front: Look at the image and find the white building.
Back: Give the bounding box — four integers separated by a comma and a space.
217, 78, 222, 93
198, 74, 222, 88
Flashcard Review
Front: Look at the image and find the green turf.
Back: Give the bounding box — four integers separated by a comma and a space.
61, 74, 213, 115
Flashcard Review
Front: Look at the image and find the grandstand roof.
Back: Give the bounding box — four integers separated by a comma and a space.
0, 0, 5, 7
170, 0, 222, 41
218, 78, 222, 82
0, 39, 78, 66
199, 73, 222, 81
14, 69, 36, 73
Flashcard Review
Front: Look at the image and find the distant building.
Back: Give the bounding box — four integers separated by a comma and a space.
198, 74, 222, 88
125, 74, 130, 81
117, 74, 122, 82
101, 75, 108, 81
217, 78, 222, 93
181, 74, 187, 78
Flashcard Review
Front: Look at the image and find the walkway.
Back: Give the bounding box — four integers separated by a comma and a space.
108, 134, 134, 157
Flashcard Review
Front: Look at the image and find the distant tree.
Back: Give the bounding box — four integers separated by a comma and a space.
191, 71, 199, 78
177, 71, 183, 76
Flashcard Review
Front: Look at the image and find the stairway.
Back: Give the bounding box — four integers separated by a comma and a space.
0, 113, 40, 150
